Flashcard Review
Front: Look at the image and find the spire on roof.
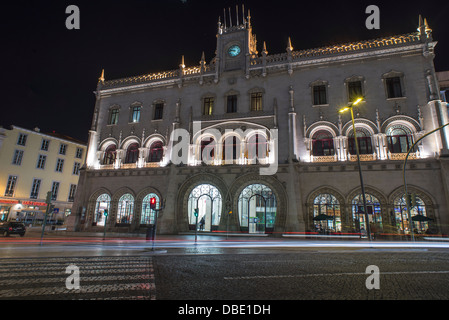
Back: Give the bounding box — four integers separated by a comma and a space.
98, 69, 105, 83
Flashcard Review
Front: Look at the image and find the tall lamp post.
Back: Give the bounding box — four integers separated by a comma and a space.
339, 98, 372, 241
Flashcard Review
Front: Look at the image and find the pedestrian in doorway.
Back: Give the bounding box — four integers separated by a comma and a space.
199, 216, 205, 231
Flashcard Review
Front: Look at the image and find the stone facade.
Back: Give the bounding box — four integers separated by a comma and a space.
71, 10, 449, 237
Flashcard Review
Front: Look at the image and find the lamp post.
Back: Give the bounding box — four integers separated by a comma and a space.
339, 98, 372, 241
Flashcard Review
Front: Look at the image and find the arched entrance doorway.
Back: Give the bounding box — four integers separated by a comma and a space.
238, 184, 277, 233
187, 184, 222, 231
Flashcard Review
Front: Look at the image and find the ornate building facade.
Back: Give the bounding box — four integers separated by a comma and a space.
72, 9, 449, 238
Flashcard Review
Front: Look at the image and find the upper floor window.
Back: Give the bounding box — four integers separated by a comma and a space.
36, 154, 47, 169
12, 150, 24, 165
348, 81, 363, 102
55, 158, 64, 172
68, 184, 77, 202
154, 103, 164, 120
312, 130, 335, 156
41, 139, 50, 151
386, 125, 414, 154
247, 134, 268, 161
75, 147, 83, 159
313, 85, 327, 105
200, 137, 216, 162
203, 97, 214, 115
4, 176, 18, 197
51, 181, 60, 201
250, 92, 263, 111
17, 133, 27, 146
130, 106, 141, 123
124, 143, 139, 164
30, 178, 41, 199
108, 108, 119, 125
59, 143, 67, 155
227, 95, 237, 113
348, 128, 373, 155
385, 77, 403, 98
73, 162, 81, 175
148, 141, 164, 162
103, 145, 117, 165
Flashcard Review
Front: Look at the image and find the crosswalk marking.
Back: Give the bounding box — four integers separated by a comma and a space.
0, 256, 156, 300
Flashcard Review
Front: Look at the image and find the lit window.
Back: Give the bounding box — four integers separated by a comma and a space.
203, 97, 214, 115
4, 176, 18, 197
250, 92, 263, 111
108, 108, 119, 125
130, 106, 141, 123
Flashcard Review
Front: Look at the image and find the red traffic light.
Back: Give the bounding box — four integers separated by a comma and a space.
150, 197, 157, 210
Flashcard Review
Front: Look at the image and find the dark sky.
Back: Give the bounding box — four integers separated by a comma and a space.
1, 0, 448, 143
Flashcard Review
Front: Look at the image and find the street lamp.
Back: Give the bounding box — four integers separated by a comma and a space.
339, 98, 372, 241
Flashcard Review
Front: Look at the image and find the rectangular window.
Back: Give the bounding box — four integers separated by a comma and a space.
51, 182, 60, 201
30, 179, 41, 199
130, 106, 141, 123
56, 158, 64, 172
313, 85, 327, 105
41, 139, 50, 151
348, 81, 363, 102
12, 150, 24, 165
154, 103, 164, 120
17, 133, 27, 146
36, 154, 47, 169
109, 109, 119, 125
73, 162, 81, 175
227, 95, 237, 113
59, 143, 67, 155
386, 77, 403, 98
250, 93, 263, 111
4, 176, 18, 197
75, 147, 83, 159
68, 184, 77, 202
203, 97, 214, 115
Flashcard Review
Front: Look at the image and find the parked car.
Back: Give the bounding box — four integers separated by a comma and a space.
0, 222, 26, 237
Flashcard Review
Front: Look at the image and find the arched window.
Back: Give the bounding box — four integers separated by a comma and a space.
386, 125, 414, 154
148, 141, 163, 162
94, 193, 110, 226
348, 128, 373, 155
222, 135, 241, 162
187, 184, 222, 231
393, 194, 429, 234
117, 193, 134, 224
238, 184, 277, 234
312, 130, 335, 156
247, 134, 268, 161
351, 193, 382, 232
125, 143, 139, 164
200, 137, 216, 163
313, 194, 341, 232
141, 193, 160, 225
103, 145, 117, 165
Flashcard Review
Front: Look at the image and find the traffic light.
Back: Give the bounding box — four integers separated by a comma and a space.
46, 191, 52, 204
103, 209, 108, 217
406, 193, 416, 209
150, 197, 157, 210
194, 208, 199, 217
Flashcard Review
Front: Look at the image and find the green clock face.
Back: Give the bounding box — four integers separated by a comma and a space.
228, 45, 241, 57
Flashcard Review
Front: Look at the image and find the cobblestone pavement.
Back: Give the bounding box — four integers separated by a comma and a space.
0, 256, 156, 300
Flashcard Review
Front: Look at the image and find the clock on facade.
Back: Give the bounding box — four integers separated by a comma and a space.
228, 45, 241, 57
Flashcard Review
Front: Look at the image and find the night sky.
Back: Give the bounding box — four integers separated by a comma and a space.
1, 0, 448, 143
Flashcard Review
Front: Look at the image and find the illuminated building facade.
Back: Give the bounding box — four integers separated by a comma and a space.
72, 9, 449, 237
0, 126, 86, 224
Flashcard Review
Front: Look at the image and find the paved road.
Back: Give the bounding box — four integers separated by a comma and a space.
1, 234, 449, 305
